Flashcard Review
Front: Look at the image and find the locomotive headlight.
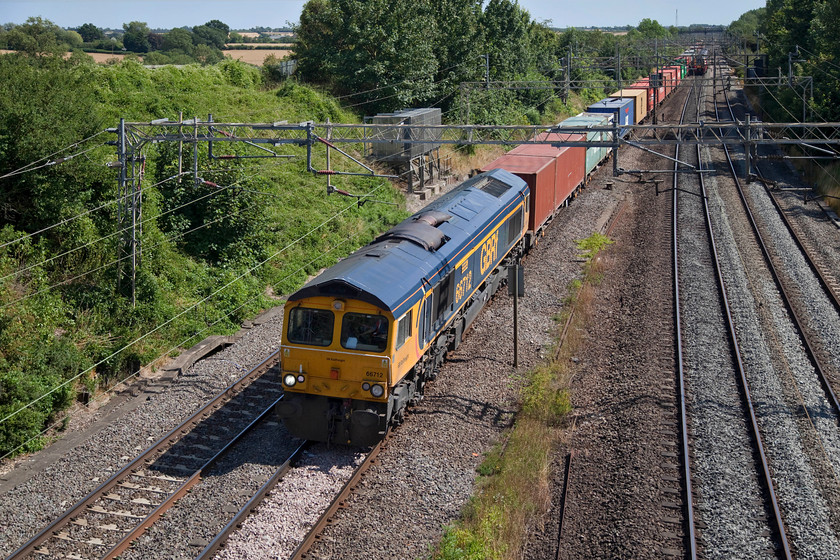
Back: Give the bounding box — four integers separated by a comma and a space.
370, 384, 385, 398
283, 374, 297, 387
297, 375, 305, 384
362, 382, 371, 391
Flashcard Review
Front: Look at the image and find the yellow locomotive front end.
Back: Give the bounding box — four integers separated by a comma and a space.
276, 296, 399, 446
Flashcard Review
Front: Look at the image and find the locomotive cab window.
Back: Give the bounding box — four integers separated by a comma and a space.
341, 313, 389, 352
434, 274, 453, 325
287, 307, 334, 347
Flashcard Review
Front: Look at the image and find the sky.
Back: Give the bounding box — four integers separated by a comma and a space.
1, 0, 765, 30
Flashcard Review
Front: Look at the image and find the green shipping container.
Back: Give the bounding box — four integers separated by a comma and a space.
556, 113, 613, 176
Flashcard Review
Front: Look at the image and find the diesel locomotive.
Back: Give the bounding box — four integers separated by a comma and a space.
276, 169, 529, 446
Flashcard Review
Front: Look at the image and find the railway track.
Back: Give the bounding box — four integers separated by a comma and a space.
668, 68, 700, 560
685, 56, 840, 556
675, 56, 790, 558
195, 440, 309, 559
718, 91, 840, 420
288, 439, 385, 560
757, 178, 840, 312
8, 352, 287, 560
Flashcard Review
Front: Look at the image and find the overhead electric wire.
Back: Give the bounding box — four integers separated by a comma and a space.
0, 181, 388, 430
0, 178, 233, 285
0, 171, 191, 253
184, 231, 364, 348
797, 46, 840, 75
333, 60, 472, 101
0, 130, 108, 180
0, 130, 307, 255
0, 226, 368, 461
0, 188, 280, 310
0, 143, 108, 180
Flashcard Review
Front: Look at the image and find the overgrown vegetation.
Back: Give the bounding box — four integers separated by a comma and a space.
0, 51, 405, 457
434, 233, 611, 560
0, 3, 690, 461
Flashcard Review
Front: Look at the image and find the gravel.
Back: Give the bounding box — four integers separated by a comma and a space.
676, 75, 773, 558
700, 79, 840, 557
223, 171, 626, 560
0, 317, 287, 556
0, 170, 625, 560
5, 64, 840, 560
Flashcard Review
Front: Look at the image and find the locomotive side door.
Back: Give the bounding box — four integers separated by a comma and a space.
417, 294, 432, 351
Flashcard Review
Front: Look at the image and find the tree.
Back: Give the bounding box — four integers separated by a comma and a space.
193, 43, 224, 65
294, 0, 343, 85
148, 32, 164, 51
530, 22, 561, 78
77, 23, 102, 42
729, 9, 765, 39
4, 17, 66, 57
764, 0, 817, 69
162, 27, 194, 53
812, 1, 840, 60
205, 19, 230, 38
122, 21, 151, 53
294, 0, 439, 112
636, 18, 670, 39
429, 0, 485, 106
482, 0, 534, 80
0, 54, 106, 231
193, 24, 226, 49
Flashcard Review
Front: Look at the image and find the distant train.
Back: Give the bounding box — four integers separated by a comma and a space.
678, 46, 709, 75
275, 51, 695, 446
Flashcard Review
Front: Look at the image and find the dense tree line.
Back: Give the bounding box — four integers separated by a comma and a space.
294, 0, 574, 119
0, 17, 235, 65
730, 2, 840, 122
292, 0, 684, 122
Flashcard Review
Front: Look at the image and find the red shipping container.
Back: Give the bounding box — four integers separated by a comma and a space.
482, 153, 557, 234
529, 132, 585, 209
483, 129, 586, 235
661, 68, 678, 95
664, 66, 681, 89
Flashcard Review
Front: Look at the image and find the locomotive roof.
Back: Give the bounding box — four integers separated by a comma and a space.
288, 169, 528, 318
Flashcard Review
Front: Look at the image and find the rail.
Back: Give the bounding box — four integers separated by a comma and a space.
711, 68, 793, 559
7, 351, 282, 560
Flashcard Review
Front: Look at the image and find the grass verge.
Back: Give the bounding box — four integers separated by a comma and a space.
433, 232, 612, 560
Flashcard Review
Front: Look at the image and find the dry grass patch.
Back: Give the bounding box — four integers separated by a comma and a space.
225, 49, 292, 66
434, 233, 611, 560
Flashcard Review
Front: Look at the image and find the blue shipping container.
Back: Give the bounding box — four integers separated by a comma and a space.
586, 98, 635, 138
